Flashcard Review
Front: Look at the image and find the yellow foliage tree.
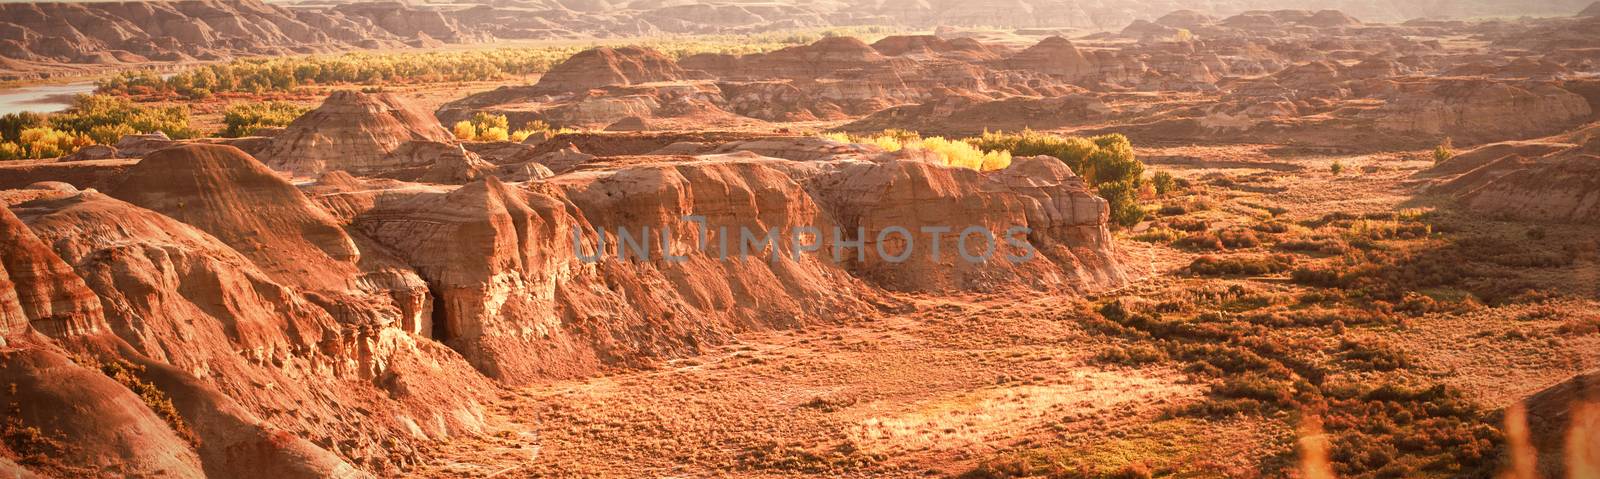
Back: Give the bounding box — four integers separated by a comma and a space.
452, 120, 477, 141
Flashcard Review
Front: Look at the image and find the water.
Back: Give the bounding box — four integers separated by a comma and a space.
0, 82, 96, 116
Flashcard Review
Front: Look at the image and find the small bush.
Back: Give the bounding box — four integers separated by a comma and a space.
1099, 179, 1146, 227
1174, 228, 1261, 251
479, 126, 510, 142
1433, 138, 1454, 164
1187, 254, 1295, 276
470, 111, 509, 132
1132, 227, 1183, 243
1275, 236, 1352, 256
1152, 171, 1178, 196
1157, 197, 1214, 216
1252, 221, 1291, 234
1166, 218, 1210, 232
1346, 220, 1431, 241
93, 358, 199, 447
1330, 161, 1345, 175
452, 120, 477, 140
823, 129, 1012, 171
1556, 313, 1600, 335
221, 101, 308, 137
1338, 339, 1411, 371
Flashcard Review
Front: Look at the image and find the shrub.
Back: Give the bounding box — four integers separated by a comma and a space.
1433, 138, 1454, 164
1346, 220, 1431, 241
1338, 339, 1411, 371
1275, 236, 1352, 256
16, 127, 90, 159
1157, 197, 1214, 216
1187, 254, 1295, 276
452, 120, 477, 140
1252, 221, 1291, 234
510, 120, 554, 142
1166, 218, 1209, 232
87, 124, 136, 144
1557, 314, 1600, 335
1098, 179, 1146, 227
1330, 161, 1345, 175
1081, 294, 1500, 479
48, 94, 197, 140
970, 129, 1143, 187
479, 126, 510, 142
220, 101, 309, 137
0, 142, 22, 160
825, 130, 1012, 171
471, 111, 509, 132
1152, 170, 1178, 196
828, 128, 1149, 226
92, 358, 199, 447
970, 130, 1146, 226
0, 94, 198, 160
1132, 227, 1183, 243
0, 111, 47, 143
1175, 228, 1261, 251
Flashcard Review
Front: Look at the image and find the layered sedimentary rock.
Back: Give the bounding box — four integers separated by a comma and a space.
443, 35, 1075, 129
101, 144, 433, 332
1428, 125, 1600, 224
0, 206, 104, 340
809, 155, 1124, 292
0, 81, 1136, 476
0, 145, 502, 476
255, 91, 462, 177
436, 19, 1595, 145
0, 346, 205, 478
1371, 80, 1593, 141
0, 0, 481, 79
534, 46, 694, 93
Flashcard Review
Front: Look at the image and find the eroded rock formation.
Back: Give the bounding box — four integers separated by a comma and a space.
256, 90, 462, 178
0, 89, 1127, 476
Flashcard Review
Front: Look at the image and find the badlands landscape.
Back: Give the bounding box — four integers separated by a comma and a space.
2, 0, 1600, 478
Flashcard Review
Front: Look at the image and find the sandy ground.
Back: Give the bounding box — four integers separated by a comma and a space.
421, 294, 1204, 478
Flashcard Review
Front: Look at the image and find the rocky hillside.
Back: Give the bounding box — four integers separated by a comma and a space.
0, 91, 1127, 476
0, 0, 481, 76
441, 16, 1598, 151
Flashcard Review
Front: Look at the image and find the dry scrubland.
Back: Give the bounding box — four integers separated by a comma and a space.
414, 147, 1600, 478
3, 3, 1600, 479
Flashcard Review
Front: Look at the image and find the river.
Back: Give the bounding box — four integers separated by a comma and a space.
0, 82, 97, 116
